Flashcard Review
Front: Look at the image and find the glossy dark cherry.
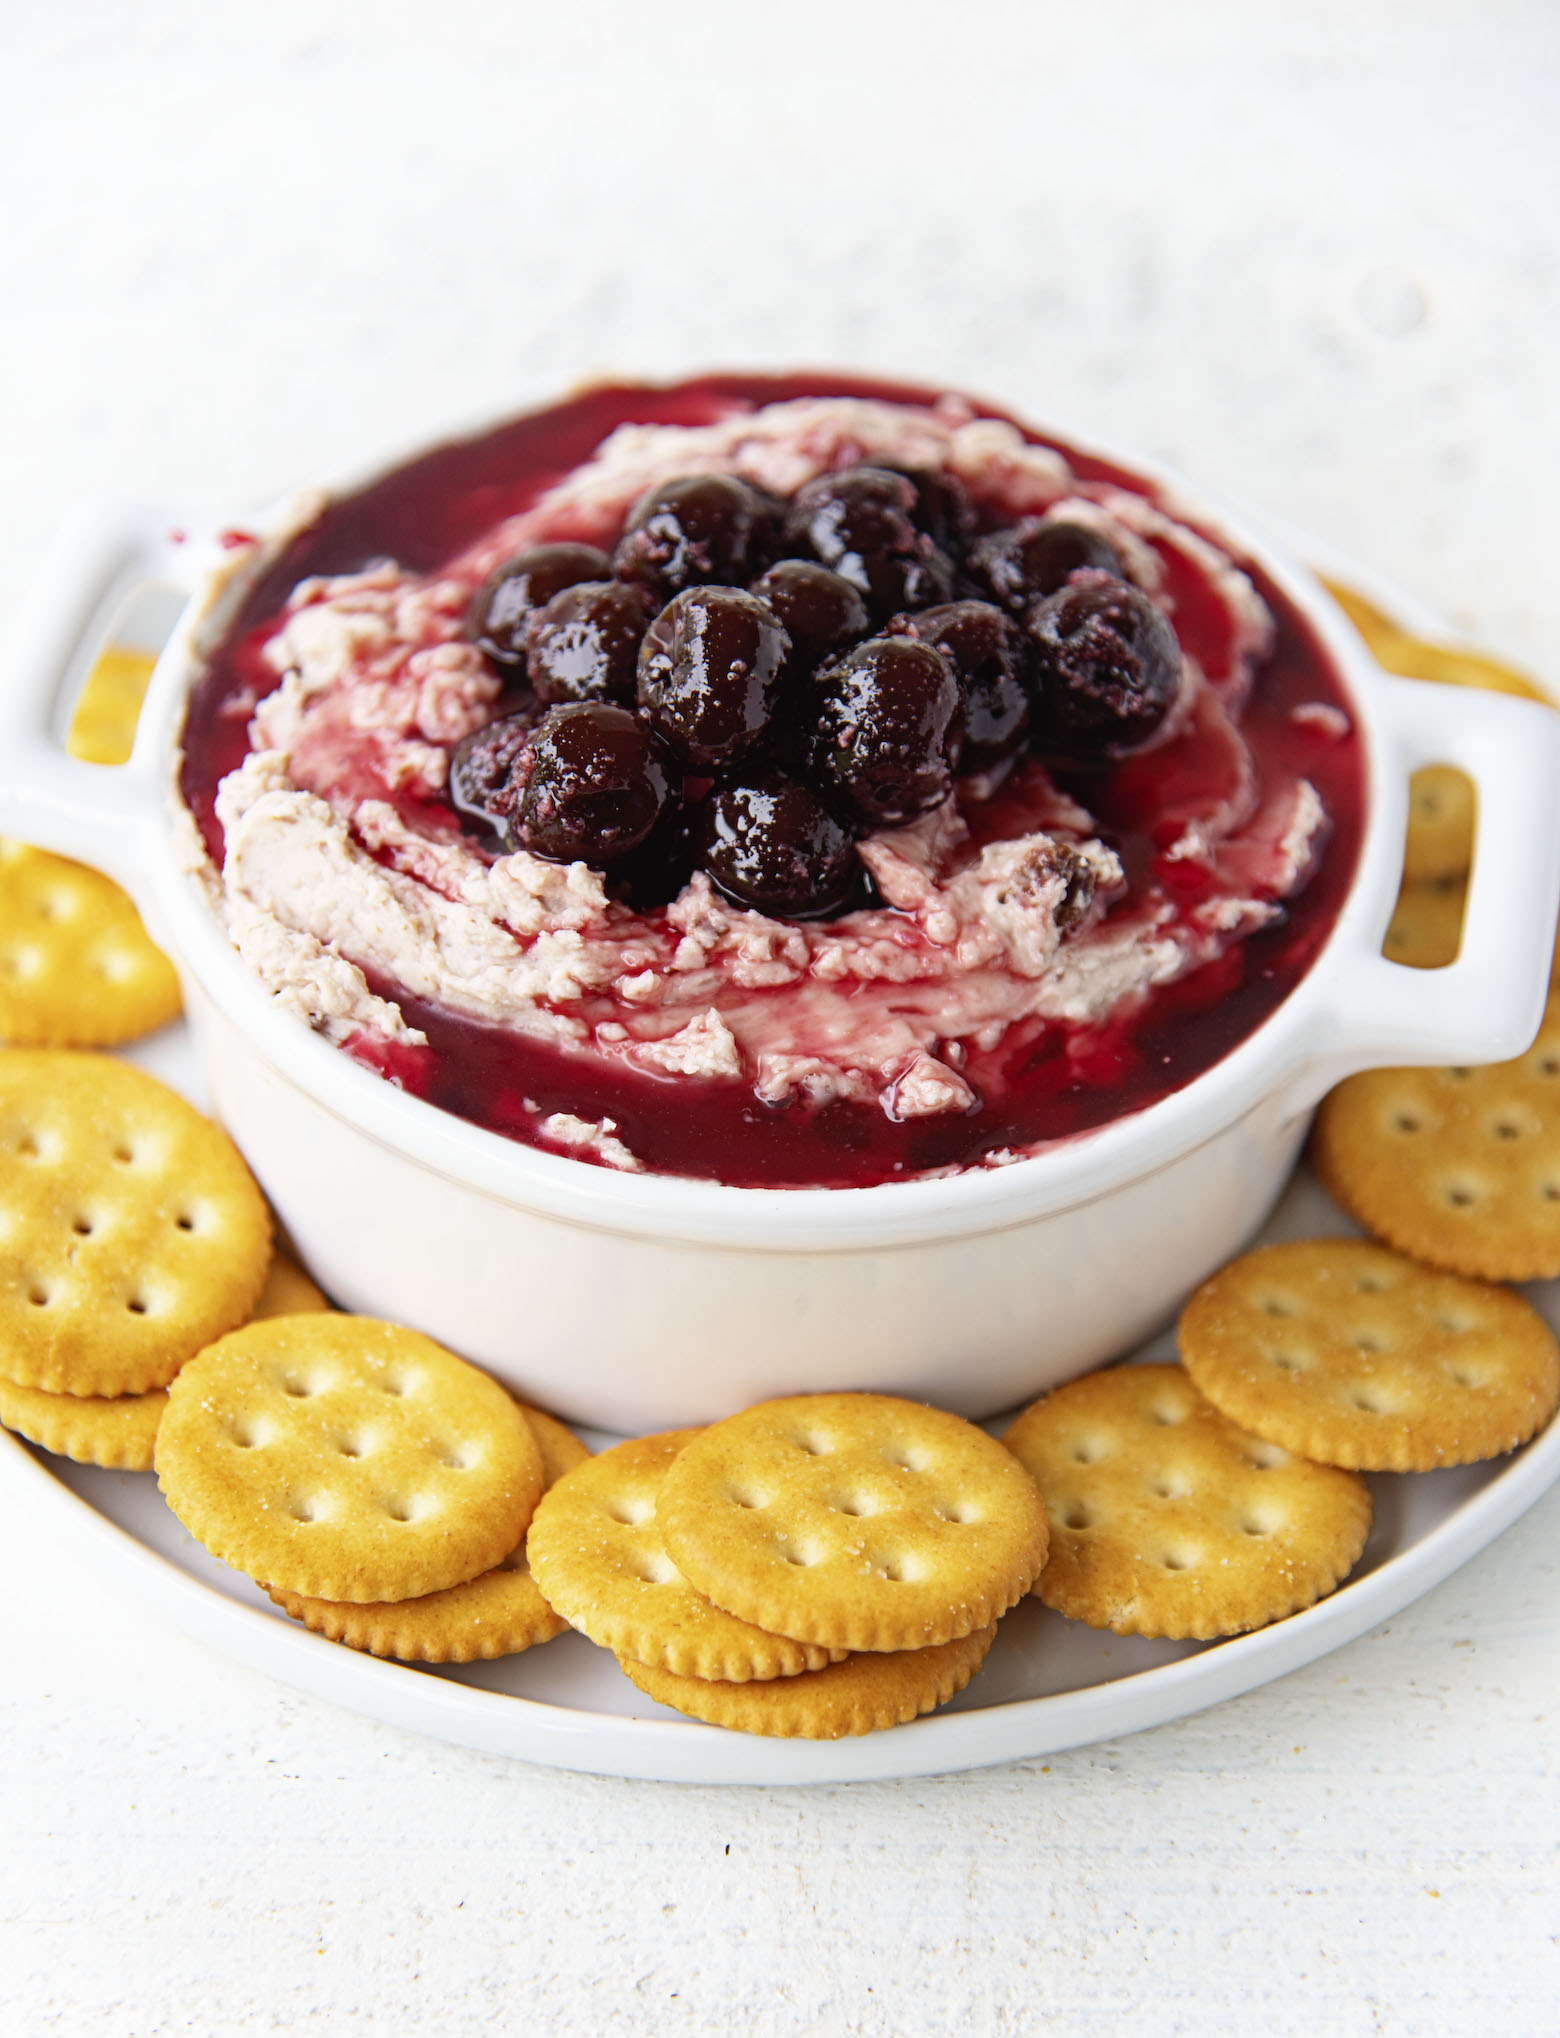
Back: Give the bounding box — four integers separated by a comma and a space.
808, 635, 963, 825
612, 789, 706, 911
889, 465, 975, 557
507, 703, 672, 863
448, 708, 543, 838
748, 560, 871, 668
701, 775, 858, 919
971, 518, 1125, 615
178, 369, 1366, 1190
613, 474, 777, 597
467, 543, 612, 671
636, 586, 791, 771
782, 466, 954, 617
1027, 571, 1183, 759
525, 581, 656, 706
907, 600, 1031, 774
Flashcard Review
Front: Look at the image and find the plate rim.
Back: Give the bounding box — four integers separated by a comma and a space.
9, 557, 1558, 1786
9, 1405, 1558, 1786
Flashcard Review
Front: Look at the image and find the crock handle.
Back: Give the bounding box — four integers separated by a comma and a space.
0, 498, 195, 890
1294, 672, 1560, 1109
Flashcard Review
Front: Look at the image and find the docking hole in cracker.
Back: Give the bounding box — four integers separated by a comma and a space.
1383, 879, 1465, 972
653, 1393, 1049, 1654
526, 1430, 846, 1680
1312, 992, 1560, 1281
1179, 1238, 1560, 1471
1401, 766, 1474, 886
618, 1625, 998, 1739
1003, 1364, 1372, 1640
0, 1051, 272, 1396
156, 1316, 543, 1603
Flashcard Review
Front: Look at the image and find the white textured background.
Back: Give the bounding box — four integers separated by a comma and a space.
2, 3, 1559, 2033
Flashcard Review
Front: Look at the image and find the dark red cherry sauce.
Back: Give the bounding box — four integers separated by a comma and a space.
179, 372, 1364, 1188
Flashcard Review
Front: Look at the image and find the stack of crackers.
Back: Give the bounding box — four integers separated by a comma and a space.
3, 625, 1560, 1740
0, 1048, 295, 1470
165, 1320, 586, 1666
526, 1396, 1049, 1738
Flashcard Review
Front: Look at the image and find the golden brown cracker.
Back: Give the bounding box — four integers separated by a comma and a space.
0, 1051, 271, 1395
66, 645, 158, 766
1402, 766, 1474, 885
654, 1394, 1049, 1653
1312, 993, 1560, 1280
266, 1403, 589, 1663
267, 1550, 568, 1662
1383, 879, 1465, 971
526, 1430, 844, 1680
1323, 582, 1552, 703
1327, 580, 1551, 927
618, 1625, 997, 1739
0, 1373, 165, 1470
156, 1316, 543, 1602
1179, 1239, 1560, 1471
251, 1253, 331, 1320
1003, 1364, 1372, 1639
513, 1401, 591, 1487
2, 645, 174, 1046
0, 840, 181, 1047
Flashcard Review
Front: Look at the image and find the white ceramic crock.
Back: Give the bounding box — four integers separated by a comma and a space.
4, 411, 1559, 1431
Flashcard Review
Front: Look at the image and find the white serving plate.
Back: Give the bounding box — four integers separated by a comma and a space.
4, 574, 1557, 1786
6, 1013, 1558, 1784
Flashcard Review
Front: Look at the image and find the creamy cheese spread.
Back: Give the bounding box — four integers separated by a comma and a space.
180, 392, 1340, 1183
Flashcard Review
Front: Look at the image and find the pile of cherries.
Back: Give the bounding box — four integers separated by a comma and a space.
450, 466, 1182, 918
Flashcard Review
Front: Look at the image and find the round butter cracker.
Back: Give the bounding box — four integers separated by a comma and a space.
0, 841, 181, 1048
267, 1402, 589, 1662
1003, 1364, 1372, 1640
0, 1373, 165, 1470
1180, 1238, 1560, 1471
65, 646, 157, 767
526, 1430, 843, 1680
618, 1625, 997, 1739
0, 1051, 271, 1395
1312, 993, 1560, 1281
251, 1252, 331, 1320
654, 1393, 1049, 1654
513, 1401, 591, 1488
1383, 880, 1465, 971
156, 1316, 543, 1603
1401, 766, 1474, 885
1322, 582, 1553, 703
268, 1553, 568, 1663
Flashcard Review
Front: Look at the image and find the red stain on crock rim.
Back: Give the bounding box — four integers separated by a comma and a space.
177, 371, 1365, 1188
